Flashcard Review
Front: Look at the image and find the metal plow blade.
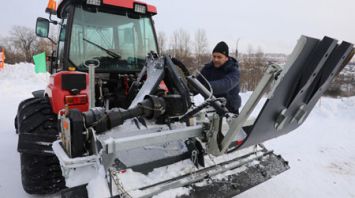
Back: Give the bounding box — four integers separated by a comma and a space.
109, 145, 289, 198
184, 153, 289, 198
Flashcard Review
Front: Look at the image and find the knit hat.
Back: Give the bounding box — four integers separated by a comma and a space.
212, 41, 229, 57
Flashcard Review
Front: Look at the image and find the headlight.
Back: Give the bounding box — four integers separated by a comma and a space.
134, 3, 147, 14
87, 0, 101, 6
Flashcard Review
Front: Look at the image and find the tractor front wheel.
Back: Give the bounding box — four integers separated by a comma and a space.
16, 97, 65, 194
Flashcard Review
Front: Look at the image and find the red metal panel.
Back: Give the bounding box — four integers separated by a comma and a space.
46, 71, 90, 114
147, 4, 157, 13
103, 0, 157, 14
103, 0, 134, 9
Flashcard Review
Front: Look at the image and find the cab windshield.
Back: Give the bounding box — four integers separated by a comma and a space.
69, 7, 158, 72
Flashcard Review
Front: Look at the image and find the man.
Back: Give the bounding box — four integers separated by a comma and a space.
198, 41, 241, 114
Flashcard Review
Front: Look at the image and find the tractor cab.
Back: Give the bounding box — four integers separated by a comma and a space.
35, 0, 160, 110
36, 0, 159, 74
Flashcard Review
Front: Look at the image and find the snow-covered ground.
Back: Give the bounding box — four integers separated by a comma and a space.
0, 63, 354, 198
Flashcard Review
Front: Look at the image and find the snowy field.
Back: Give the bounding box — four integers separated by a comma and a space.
0, 63, 354, 198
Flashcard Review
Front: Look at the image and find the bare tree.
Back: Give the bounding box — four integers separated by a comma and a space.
10, 26, 38, 62
0, 35, 25, 64
34, 38, 53, 56
157, 31, 167, 54
194, 29, 209, 68
326, 62, 355, 97
239, 45, 267, 91
170, 29, 191, 60
0, 26, 57, 64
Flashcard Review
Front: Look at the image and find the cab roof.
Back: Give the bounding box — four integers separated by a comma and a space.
57, 0, 157, 18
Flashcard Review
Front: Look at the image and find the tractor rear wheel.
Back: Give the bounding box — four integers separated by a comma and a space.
15, 97, 38, 134
20, 153, 65, 194
17, 97, 65, 194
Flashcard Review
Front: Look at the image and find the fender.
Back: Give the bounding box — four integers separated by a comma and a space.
32, 90, 45, 98
46, 71, 90, 114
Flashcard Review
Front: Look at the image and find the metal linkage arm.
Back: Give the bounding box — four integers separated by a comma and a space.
187, 76, 229, 116
129, 57, 165, 108
206, 64, 283, 156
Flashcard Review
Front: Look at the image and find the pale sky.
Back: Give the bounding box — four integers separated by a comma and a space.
0, 0, 354, 54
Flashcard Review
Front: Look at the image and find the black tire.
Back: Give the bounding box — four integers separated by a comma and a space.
15, 97, 37, 134
20, 153, 65, 194
17, 97, 65, 194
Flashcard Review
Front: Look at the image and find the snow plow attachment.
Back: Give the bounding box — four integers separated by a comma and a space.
54, 35, 354, 198
107, 145, 289, 198
238, 36, 354, 149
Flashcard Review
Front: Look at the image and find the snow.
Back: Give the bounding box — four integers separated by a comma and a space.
239, 96, 355, 198
0, 63, 355, 197
86, 166, 111, 198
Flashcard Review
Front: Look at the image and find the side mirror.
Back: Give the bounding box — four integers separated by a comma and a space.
36, 17, 50, 38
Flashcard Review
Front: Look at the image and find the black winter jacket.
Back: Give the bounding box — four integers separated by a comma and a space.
198, 57, 241, 113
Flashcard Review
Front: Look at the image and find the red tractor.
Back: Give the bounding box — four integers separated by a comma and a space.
16, 0, 160, 194
15, 0, 354, 197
